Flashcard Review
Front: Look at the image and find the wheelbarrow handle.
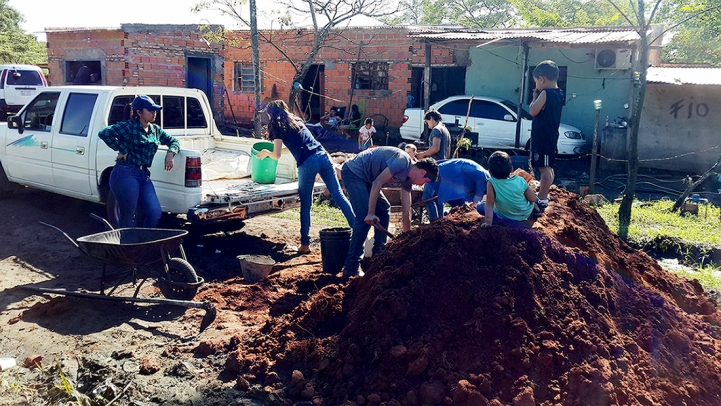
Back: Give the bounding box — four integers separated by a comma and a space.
90, 213, 115, 230
39, 221, 79, 249
20, 286, 217, 333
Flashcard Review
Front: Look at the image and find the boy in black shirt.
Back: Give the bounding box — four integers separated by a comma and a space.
529, 60, 563, 210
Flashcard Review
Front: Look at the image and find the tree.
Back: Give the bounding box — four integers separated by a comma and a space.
510, 0, 629, 27
196, 0, 397, 114
658, 0, 721, 65
0, 0, 46, 65
382, 0, 518, 28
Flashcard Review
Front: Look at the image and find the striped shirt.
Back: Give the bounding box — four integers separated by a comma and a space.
99, 119, 180, 168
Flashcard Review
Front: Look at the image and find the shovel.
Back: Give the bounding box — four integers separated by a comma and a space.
372, 220, 395, 240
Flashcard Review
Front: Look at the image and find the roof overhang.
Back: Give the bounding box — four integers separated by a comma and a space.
408, 26, 643, 48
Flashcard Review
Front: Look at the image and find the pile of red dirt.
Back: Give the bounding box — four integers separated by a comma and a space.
221, 188, 721, 405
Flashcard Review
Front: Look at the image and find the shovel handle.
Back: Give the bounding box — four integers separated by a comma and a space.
373, 220, 394, 239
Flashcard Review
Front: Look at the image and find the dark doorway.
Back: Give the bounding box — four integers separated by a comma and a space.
410, 66, 466, 108
300, 65, 325, 122
65, 61, 102, 84
187, 57, 212, 106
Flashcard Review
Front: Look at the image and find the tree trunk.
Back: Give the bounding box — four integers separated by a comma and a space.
250, 0, 263, 138
671, 155, 721, 211
618, 23, 650, 239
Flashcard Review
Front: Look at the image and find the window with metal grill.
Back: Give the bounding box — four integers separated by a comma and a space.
234, 62, 259, 93
353, 62, 388, 90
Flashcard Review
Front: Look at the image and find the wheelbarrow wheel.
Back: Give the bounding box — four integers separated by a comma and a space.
161, 258, 200, 300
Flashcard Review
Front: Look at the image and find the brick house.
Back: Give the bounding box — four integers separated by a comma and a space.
46, 24, 226, 124
45, 25, 463, 129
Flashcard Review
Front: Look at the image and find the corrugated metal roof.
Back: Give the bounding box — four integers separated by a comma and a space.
647, 67, 721, 86
409, 26, 641, 44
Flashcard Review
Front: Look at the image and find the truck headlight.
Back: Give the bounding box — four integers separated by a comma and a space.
564, 131, 583, 140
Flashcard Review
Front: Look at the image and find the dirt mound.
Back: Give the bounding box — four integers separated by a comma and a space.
224, 188, 721, 405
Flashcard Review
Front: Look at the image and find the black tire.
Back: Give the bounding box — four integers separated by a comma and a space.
105, 190, 120, 228
161, 257, 200, 300
0, 162, 16, 199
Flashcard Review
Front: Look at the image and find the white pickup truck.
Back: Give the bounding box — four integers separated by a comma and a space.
0, 86, 323, 225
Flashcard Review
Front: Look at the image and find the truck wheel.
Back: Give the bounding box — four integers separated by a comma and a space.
0, 162, 16, 199
161, 258, 200, 300
106, 191, 120, 228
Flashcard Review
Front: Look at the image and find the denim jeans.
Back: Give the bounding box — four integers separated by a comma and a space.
423, 181, 444, 220
341, 166, 391, 274
298, 151, 355, 246
476, 202, 528, 229
109, 164, 162, 228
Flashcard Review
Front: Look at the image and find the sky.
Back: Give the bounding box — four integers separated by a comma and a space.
10, 0, 384, 42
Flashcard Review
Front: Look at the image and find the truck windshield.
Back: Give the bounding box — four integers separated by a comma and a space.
6, 70, 43, 86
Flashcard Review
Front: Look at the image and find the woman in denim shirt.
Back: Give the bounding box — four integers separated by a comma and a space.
255, 100, 354, 254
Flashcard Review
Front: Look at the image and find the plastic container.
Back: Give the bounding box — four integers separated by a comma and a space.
250, 141, 278, 184
319, 227, 351, 274
238, 255, 276, 282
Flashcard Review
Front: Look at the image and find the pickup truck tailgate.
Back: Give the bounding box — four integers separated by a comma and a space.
190, 177, 327, 222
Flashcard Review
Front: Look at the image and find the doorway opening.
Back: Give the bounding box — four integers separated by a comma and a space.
300, 65, 325, 122
410, 66, 466, 108
187, 57, 213, 106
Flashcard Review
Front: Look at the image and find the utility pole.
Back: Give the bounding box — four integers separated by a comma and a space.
250, 0, 262, 138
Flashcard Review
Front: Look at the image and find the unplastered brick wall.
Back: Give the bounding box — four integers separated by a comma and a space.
46, 29, 125, 86
224, 27, 430, 127
46, 24, 226, 126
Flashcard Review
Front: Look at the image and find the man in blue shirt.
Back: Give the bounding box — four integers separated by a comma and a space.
423, 158, 490, 220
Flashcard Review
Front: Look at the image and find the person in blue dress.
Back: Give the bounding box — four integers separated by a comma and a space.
255, 100, 355, 254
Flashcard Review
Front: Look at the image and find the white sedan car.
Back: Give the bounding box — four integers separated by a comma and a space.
400, 95, 587, 155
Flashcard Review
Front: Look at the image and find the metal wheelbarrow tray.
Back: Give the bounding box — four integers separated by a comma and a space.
21, 215, 216, 332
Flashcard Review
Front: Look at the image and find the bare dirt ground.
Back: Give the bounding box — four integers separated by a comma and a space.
3, 186, 721, 406
0, 187, 327, 405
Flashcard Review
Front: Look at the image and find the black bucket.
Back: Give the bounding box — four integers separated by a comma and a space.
319, 227, 351, 274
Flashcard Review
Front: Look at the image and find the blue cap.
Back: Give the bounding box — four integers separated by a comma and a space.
132, 95, 162, 112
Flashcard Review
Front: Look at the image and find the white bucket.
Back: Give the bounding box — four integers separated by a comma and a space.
238, 255, 275, 282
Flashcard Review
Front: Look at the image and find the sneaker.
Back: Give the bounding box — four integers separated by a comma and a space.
298, 245, 311, 254
537, 198, 549, 209
342, 268, 364, 278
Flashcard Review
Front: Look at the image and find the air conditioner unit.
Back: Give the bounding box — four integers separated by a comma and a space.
595, 48, 632, 70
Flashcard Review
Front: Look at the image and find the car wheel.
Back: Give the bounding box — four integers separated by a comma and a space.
105, 191, 121, 228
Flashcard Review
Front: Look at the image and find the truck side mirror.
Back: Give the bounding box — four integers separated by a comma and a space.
8, 115, 23, 134
504, 114, 515, 122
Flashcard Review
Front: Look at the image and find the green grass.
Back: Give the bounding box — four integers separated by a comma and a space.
596, 199, 721, 247
269, 201, 349, 228
672, 264, 721, 293
596, 199, 721, 292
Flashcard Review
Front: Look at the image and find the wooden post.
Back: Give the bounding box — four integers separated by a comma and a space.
589, 100, 602, 194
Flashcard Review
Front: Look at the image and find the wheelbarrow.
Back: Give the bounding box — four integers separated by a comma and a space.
21, 214, 216, 332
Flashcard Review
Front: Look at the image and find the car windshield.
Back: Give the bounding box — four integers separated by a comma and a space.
501, 100, 532, 120
6, 70, 43, 86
